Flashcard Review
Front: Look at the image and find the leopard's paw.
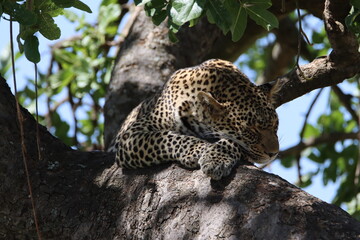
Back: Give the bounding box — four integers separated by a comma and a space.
199, 154, 236, 180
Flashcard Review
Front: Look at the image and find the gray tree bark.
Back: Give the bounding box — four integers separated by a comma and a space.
1, 0, 360, 239
1, 77, 359, 239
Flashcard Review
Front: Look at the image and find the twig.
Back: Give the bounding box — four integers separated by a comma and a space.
296, 88, 324, 184
45, 56, 55, 128
281, 0, 286, 13
331, 85, 359, 124
280, 131, 359, 157
116, 5, 142, 50
355, 79, 360, 192
67, 86, 79, 147
295, 0, 306, 79
299, 88, 324, 138
34, 63, 42, 161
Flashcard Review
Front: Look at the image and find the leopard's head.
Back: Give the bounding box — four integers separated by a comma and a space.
196, 81, 280, 164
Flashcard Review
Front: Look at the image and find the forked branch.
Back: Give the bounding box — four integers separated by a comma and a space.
270, 0, 360, 108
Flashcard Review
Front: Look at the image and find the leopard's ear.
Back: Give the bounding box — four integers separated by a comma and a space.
197, 91, 226, 118
258, 80, 282, 108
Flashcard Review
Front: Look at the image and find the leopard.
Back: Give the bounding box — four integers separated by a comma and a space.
111, 59, 280, 180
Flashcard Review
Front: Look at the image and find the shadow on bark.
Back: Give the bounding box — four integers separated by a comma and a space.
1, 77, 359, 239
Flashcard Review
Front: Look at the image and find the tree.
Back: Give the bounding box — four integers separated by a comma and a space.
0, 0, 360, 239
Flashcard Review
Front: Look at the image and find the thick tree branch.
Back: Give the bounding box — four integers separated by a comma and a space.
271, 0, 360, 108
280, 131, 360, 157
1, 76, 360, 238
1, 72, 360, 239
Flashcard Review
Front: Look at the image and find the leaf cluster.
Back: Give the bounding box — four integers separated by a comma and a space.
135, 0, 278, 42
5, 0, 121, 149
346, 0, 360, 41
0, 0, 92, 63
281, 86, 360, 219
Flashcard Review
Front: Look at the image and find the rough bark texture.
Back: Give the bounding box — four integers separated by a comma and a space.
1, 0, 360, 239
1, 78, 359, 239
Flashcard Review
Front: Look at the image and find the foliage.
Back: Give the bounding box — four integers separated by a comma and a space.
135, 0, 278, 42
0, 0, 92, 63
346, 0, 360, 42
303, 89, 359, 218
2, 0, 120, 149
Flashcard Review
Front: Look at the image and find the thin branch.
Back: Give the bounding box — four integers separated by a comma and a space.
299, 88, 324, 138
44, 97, 69, 123
295, 1, 302, 70
280, 131, 359, 157
51, 35, 83, 50
34, 63, 42, 161
258, 17, 312, 84
355, 79, 360, 187
10, 18, 42, 239
116, 5, 142, 50
45, 56, 55, 128
67, 86, 79, 147
295, 88, 324, 184
331, 85, 359, 124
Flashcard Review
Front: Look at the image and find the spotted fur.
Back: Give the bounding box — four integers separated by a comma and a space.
112, 59, 280, 180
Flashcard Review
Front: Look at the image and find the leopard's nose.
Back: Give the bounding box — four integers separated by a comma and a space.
267, 152, 278, 158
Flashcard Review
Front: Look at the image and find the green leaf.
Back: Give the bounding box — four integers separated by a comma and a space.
152, 10, 167, 25
346, 8, 360, 34
39, 13, 61, 40
6, 2, 37, 26
24, 35, 40, 63
170, 0, 205, 26
345, 120, 357, 132
168, 30, 179, 42
206, 0, 232, 34
52, 0, 75, 8
189, 17, 200, 27
73, 0, 92, 13
323, 158, 338, 184
51, 112, 72, 145
303, 123, 320, 139
145, 0, 166, 10
312, 30, 325, 44
280, 155, 295, 168
228, 3, 247, 41
38, 1, 63, 17
351, 0, 360, 9
98, 4, 121, 34
246, 6, 278, 30
134, 0, 152, 6
244, 0, 272, 9
308, 151, 325, 164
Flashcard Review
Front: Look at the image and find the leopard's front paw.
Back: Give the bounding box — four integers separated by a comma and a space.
199, 153, 236, 180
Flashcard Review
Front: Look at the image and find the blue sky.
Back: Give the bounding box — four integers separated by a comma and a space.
0, 2, 343, 204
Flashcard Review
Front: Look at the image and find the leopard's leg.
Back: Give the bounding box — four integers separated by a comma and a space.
115, 130, 242, 179
115, 130, 206, 168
